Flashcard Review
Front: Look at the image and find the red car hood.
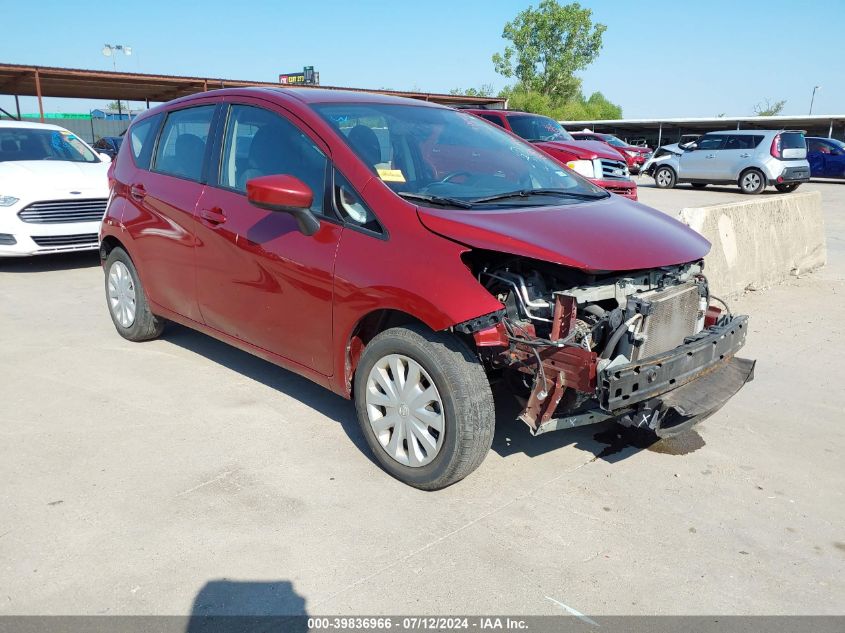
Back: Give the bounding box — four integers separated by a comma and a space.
416, 196, 710, 272
535, 140, 625, 162
625, 145, 652, 154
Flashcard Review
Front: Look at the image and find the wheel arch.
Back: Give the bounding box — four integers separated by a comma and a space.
737, 165, 767, 191
341, 308, 435, 398
99, 234, 129, 262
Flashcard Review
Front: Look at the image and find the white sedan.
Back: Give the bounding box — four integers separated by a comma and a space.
0, 120, 111, 257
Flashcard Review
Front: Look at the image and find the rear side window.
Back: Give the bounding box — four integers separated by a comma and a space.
128, 113, 162, 170
153, 106, 216, 181
725, 135, 763, 150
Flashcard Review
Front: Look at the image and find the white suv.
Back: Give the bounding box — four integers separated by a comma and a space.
650, 130, 810, 194
0, 120, 111, 257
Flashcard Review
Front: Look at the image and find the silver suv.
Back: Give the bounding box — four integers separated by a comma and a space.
651, 130, 810, 194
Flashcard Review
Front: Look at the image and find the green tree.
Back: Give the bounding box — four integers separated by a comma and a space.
584, 91, 622, 119
492, 0, 606, 100
105, 100, 129, 112
448, 84, 495, 97
753, 98, 786, 116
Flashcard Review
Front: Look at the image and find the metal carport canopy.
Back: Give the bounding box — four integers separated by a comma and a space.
562, 114, 845, 145
0, 63, 506, 120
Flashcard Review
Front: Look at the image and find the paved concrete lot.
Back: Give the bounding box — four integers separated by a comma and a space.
1, 181, 843, 617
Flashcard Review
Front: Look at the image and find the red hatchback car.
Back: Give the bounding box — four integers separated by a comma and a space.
571, 131, 652, 173
465, 109, 637, 199
101, 88, 753, 489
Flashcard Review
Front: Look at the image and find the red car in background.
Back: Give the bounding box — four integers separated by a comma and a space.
465, 109, 637, 199
570, 131, 652, 174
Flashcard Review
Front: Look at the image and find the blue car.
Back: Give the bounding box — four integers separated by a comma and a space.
806, 137, 845, 179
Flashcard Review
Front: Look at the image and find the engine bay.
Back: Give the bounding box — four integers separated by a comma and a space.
459, 252, 732, 433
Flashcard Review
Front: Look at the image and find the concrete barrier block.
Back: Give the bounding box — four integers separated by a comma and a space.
677, 191, 826, 298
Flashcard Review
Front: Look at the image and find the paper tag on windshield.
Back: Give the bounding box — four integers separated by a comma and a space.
377, 168, 406, 183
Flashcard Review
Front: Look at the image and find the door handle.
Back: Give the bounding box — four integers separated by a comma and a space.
705, 154, 716, 159
740, 153, 751, 158
129, 184, 146, 201
199, 207, 227, 225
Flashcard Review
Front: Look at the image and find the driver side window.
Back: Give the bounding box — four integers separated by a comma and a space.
219, 105, 327, 214
696, 135, 726, 151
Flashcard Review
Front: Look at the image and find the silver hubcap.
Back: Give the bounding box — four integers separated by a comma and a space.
108, 261, 137, 328
656, 169, 671, 186
743, 172, 761, 190
365, 354, 445, 467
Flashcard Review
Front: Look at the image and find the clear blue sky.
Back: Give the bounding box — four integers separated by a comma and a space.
1, 0, 842, 119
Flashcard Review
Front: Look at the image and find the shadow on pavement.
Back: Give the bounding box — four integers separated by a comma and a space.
186, 579, 308, 633
0, 251, 100, 272
488, 384, 650, 463
162, 323, 375, 465
164, 325, 663, 469
487, 383, 707, 463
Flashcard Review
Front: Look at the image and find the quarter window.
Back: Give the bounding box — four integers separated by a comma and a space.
128, 113, 162, 170
334, 171, 382, 234
153, 106, 216, 181
725, 135, 763, 150
219, 105, 327, 214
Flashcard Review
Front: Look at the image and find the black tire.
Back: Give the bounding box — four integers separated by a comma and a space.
104, 247, 165, 342
653, 165, 677, 189
353, 325, 495, 490
738, 168, 766, 194
690, 183, 708, 189
775, 183, 800, 193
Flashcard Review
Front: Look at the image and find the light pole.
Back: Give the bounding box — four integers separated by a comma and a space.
101, 44, 133, 119
809, 85, 820, 115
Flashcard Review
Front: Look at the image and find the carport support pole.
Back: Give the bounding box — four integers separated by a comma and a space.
829, 121, 834, 138
657, 122, 663, 147
34, 69, 44, 122
14, 95, 21, 120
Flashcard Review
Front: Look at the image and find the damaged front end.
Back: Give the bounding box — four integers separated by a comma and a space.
456, 255, 755, 437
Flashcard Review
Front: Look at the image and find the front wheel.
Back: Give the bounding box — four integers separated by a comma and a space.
739, 168, 766, 194
775, 183, 800, 193
654, 165, 677, 189
354, 325, 495, 490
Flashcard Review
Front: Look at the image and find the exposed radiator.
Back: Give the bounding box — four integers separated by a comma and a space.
630, 282, 701, 360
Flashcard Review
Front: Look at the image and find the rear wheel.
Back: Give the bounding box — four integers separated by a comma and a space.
690, 183, 708, 189
738, 168, 766, 194
654, 165, 677, 189
775, 183, 800, 193
354, 325, 495, 490
104, 247, 164, 342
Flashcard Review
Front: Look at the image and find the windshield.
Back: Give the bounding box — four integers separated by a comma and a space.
313, 104, 604, 208
0, 127, 99, 163
603, 135, 628, 148
507, 114, 574, 142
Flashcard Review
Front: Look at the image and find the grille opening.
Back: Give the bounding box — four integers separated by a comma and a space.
31, 233, 98, 247
18, 199, 107, 224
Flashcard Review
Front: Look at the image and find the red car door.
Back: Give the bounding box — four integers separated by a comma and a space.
192, 100, 341, 376
121, 102, 218, 322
